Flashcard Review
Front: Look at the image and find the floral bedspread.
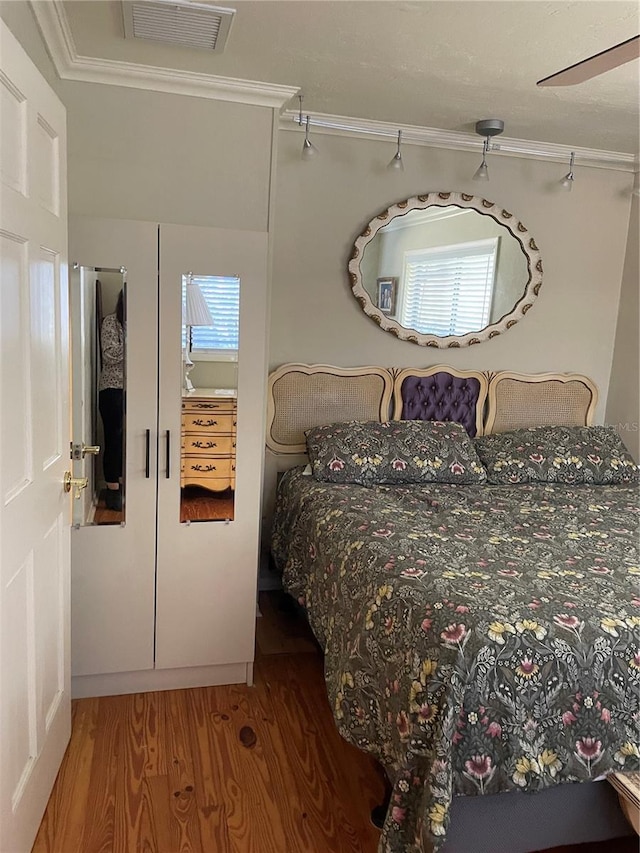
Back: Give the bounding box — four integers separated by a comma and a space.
271, 468, 640, 853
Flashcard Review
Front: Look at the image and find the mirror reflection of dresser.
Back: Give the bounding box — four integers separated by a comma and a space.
181, 390, 237, 490
181, 389, 237, 522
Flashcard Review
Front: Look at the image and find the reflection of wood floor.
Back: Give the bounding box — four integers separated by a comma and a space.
93, 487, 235, 525
93, 493, 123, 525
180, 486, 235, 522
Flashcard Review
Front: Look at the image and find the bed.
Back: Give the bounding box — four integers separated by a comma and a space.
267, 364, 638, 853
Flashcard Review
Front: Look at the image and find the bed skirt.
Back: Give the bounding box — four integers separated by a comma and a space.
442, 778, 631, 853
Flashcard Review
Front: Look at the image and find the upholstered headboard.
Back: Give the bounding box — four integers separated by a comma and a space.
392, 366, 488, 437
265, 364, 598, 454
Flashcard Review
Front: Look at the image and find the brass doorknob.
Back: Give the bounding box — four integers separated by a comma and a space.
63, 471, 88, 499
70, 442, 100, 460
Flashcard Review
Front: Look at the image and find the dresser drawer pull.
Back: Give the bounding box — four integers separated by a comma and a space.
192, 440, 217, 449
193, 418, 218, 427
190, 463, 217, 472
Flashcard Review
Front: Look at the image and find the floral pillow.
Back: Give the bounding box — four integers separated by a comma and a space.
305, 420, 487, 486
474, 425, 640, 485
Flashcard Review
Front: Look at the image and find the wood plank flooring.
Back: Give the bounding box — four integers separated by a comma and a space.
33, 592, 636, 853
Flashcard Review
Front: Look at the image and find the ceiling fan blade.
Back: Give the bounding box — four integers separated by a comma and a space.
537, 34, 640, 86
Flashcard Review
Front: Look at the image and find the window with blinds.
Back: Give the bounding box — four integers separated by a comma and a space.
399, 238, 498, 336
182, 274, 240, 358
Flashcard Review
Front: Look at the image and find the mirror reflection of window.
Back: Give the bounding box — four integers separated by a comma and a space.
399, 238, 498, 336
180, 273, 239, 524
360, 202, 531, 341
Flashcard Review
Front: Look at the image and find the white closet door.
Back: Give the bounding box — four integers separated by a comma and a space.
0, 20, 70, 852
156, 224, 269, 672
69, 218, 158, 683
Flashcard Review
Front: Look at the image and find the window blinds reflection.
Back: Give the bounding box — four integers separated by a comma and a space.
181, 274, 240, 355
399, 238, 498, 336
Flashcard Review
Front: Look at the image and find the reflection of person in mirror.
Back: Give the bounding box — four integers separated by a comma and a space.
99, 290, 124, 512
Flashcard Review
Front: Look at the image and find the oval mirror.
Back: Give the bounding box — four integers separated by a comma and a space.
348, 192, 543, 347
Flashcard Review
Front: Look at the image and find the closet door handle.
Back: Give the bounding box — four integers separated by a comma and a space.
166, 430, 171, 478
145, 429, 150, 478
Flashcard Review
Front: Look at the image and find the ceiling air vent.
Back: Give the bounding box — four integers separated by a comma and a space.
122, 1, 235, 52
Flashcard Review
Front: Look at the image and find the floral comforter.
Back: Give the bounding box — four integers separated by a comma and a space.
271, 468, 640, 853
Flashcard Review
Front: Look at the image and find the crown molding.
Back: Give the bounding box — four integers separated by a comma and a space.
280, 111, 638, 172
30, 0, 299, 109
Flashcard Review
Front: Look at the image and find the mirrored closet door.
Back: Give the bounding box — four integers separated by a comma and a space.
69, 219, 159, 684
155, 224, 268, 672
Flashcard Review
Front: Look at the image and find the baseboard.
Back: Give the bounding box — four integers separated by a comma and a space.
72, 661, 251, 698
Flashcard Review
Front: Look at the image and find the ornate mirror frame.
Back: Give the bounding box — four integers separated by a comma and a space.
347, 191, 543, 348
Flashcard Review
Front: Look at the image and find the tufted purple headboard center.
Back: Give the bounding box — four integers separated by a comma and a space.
400, 372, 482, 436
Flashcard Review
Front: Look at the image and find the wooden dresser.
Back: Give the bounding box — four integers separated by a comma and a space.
181, 389, 237, 491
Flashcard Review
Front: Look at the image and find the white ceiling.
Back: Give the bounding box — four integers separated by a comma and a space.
56, 0, 640, 153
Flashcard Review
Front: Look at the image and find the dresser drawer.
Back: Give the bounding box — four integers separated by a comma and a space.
181, 434, 234, 456
181, 456, 232, 480
182, 399, 235, 416
182, 413, 236, 434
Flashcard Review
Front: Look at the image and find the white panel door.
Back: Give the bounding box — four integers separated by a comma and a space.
156, 224, 269, 670
0, 20, 70, 853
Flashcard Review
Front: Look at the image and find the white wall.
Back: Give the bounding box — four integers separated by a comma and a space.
606, 195, 640, 461
57, 81, 273, 232
271, 130, 633, 422
0, 2, 57, 84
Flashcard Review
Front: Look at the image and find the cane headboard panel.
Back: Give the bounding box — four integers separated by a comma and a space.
266, 364, 394, 454
484, 371, 598, 434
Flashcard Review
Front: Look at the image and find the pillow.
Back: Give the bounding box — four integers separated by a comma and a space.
305, 420, 487, 485
474, 425, 640, 485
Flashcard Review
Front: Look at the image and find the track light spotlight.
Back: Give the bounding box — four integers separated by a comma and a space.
302, 115, 319, 159
560, 152, 576, 191
473, 138, 490, 181
298, 94, 318, 160
387, 130, 404, 171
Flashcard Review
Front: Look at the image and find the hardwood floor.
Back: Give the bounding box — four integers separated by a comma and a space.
33, 592, 636, 853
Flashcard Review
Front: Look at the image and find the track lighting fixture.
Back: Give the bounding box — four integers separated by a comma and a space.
284, 107, 602, 195
298, 93, 318, 160
387, 130, 404, 171
560, 151, 576, 191
472, 119, 504, 182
